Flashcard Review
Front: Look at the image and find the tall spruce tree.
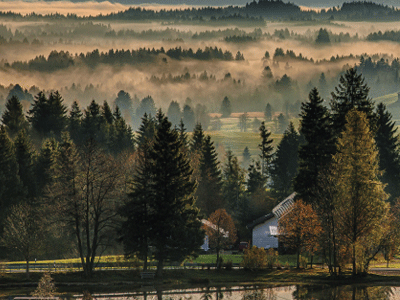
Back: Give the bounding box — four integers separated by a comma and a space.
270, 122, 300, 199
330, 68, 375, 138
120, 111, 203, 277
119, 140, 153, 271
222, 150, 246, 215
14, 130, 36, 199
135, 113, 156, 148
196, 135, 223, 216
190, 123, 205, 153
68, 101, 83, 145
47, 91, 67, 137
332, 109, 388, 275
375, 103, 400, 203
258, 121, 273, 178
34, 139, 57, 197
294, 88, 335, 204
1, 96, 28, 139
0, 126, 22, 234
246, 161, 266, 194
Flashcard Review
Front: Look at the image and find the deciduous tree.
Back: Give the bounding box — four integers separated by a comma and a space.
278, 199, 321, 268
331, 109, 388, 275
206, 209, 237, 268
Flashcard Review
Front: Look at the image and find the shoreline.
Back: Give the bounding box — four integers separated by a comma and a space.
2, 268, 400, 296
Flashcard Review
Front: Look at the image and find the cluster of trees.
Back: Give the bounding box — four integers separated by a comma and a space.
276, 68, 400, 275
0, 0, 399, 23
7, 46, 242, 72
2, 67, 400, 278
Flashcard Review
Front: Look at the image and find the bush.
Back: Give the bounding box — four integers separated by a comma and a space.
265, 248, 279, 268
241, 246, 267, 270
224, 260, 233, 270
299, 255, 308, 269
32, 273, 56, 297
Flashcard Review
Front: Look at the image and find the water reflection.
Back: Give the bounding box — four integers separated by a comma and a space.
76, 285, 400, 300
293, 285, 395, 300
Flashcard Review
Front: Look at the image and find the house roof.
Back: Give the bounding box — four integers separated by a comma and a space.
246, 192, 296, 229
272, 192, 295, 219
246, 212, 274, 229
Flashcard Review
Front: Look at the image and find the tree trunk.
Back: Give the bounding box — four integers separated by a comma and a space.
156, 257, 163, 278
143, 250, 148, 271
296, 248, 300, 269
352, 243, 356, 276
216, 248, 220, 269
26, 259, 30, 279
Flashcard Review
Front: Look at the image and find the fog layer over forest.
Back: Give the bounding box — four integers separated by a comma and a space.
0, 0, 400, 133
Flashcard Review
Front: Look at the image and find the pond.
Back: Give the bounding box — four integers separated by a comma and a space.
70, 285, 400, 300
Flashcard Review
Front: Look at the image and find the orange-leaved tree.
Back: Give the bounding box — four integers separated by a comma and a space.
205, 208, 237, 268
278, 199, 321, 268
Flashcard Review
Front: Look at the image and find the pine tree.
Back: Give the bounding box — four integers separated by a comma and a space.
68, 101, 83, 145
222, 150, 246, 215
167, 100, 181, 127
375, 103, 400, 204
246, 161, 266, 194
119, 140, 153, 270
109, 107, 134, 155
14, 130, 36, 199
1, 95, 28, 139
294, 88, 335, 204
135, 113, 156, 148
34, 139, 57, 197
101, 101, 114, 125
182, 105, 195, 132
190, 123, 205, 153
28, 92, 49, 138
47, 91, 67, 137
0, 126, 22, 234
332, 109, 388, 275
270, 122, 300, 199
330, 68, 375, 138
220, 96, 232, 118
264, 103, 272, 121
196, 135, 223, 216
258, 121, 273, 178
139, 111, 203, 277
242, 146, 251, 169
82, 100, 102, 142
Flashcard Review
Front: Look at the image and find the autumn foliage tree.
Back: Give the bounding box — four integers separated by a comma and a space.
278, 199, 321, 268
205, 209, 237, 268
331, 109, 388, 275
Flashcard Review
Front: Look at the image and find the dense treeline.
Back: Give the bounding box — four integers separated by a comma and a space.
6, 46, 242, 72
0, 0, 398, 22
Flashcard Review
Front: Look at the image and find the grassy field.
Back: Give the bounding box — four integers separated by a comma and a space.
202, 115, 302, 161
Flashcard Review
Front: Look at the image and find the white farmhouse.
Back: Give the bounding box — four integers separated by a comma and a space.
247, 192, 295, 249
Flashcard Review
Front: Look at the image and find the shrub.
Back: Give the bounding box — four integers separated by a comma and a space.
241, 246, 267, 270
265, 248, 279, 268
299, 255, 308, 269
224, 260, 233, 270
32, 273, 56, 297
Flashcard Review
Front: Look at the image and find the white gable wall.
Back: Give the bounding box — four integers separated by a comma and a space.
252, 216, 279, 249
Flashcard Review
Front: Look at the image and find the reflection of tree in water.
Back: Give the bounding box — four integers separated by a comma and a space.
242, 288, 276, 300
292, 285, 394, 300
